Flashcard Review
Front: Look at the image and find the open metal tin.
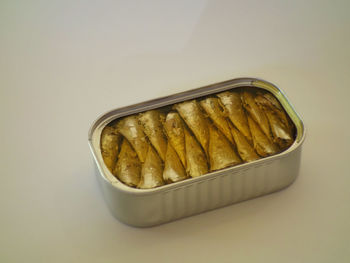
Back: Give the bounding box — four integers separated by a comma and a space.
88, 78, 305, 227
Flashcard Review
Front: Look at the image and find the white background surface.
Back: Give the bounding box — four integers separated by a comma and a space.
1, 0, 350, 262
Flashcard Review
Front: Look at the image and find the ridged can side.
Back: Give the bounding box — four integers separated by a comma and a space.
97, 146, 301, 227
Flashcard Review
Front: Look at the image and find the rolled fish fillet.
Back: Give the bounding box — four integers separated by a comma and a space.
265, 92, 294, 133
117, 115, 148, 163
138, 145, 165, 189
217, 91, 252, 143
163, 142, 187, 183
260, 92, 284, 110
208, 124, 241, 171
242, 91, 272, 141
174, 100, 210, 156
247, 115, 279, 157
259, 92, 293, 129
200, 97, 234, 144
184, 128, 208, 178
163, 112, 186, 168
139, 110, 167, 161
228, 121, 260, 162
255, 94, 294, 148
100, 125, 121, 172
113, 138, 141, 187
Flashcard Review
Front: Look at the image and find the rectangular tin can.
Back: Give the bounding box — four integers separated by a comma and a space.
88, 77, 305, 227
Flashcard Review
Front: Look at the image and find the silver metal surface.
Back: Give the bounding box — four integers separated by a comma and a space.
88, 77, 305, 227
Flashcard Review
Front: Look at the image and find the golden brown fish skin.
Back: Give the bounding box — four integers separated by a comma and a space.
217, 91, 252, 144
139, 110, 167, 162
208, 124, 241, 171
113, 139, 141, 187
200, 97, 234, 144
100, 125, 122, 172
228, 121, 260, 162
255, 94, 294, 141
260, 92, 283, 110
247, 115, 279, 157
184, 128, 208, 178
264, 108, 294, 149
138, 145, 165, 189
163, 112, 186, 168
174, 100, 210, 156
242, 91, 273, 141
117, 115, 148, 163
163, 142, 188, 183
256, 93, 287, 122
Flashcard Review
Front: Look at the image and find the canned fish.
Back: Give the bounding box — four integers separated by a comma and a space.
88, 78, 305, 227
